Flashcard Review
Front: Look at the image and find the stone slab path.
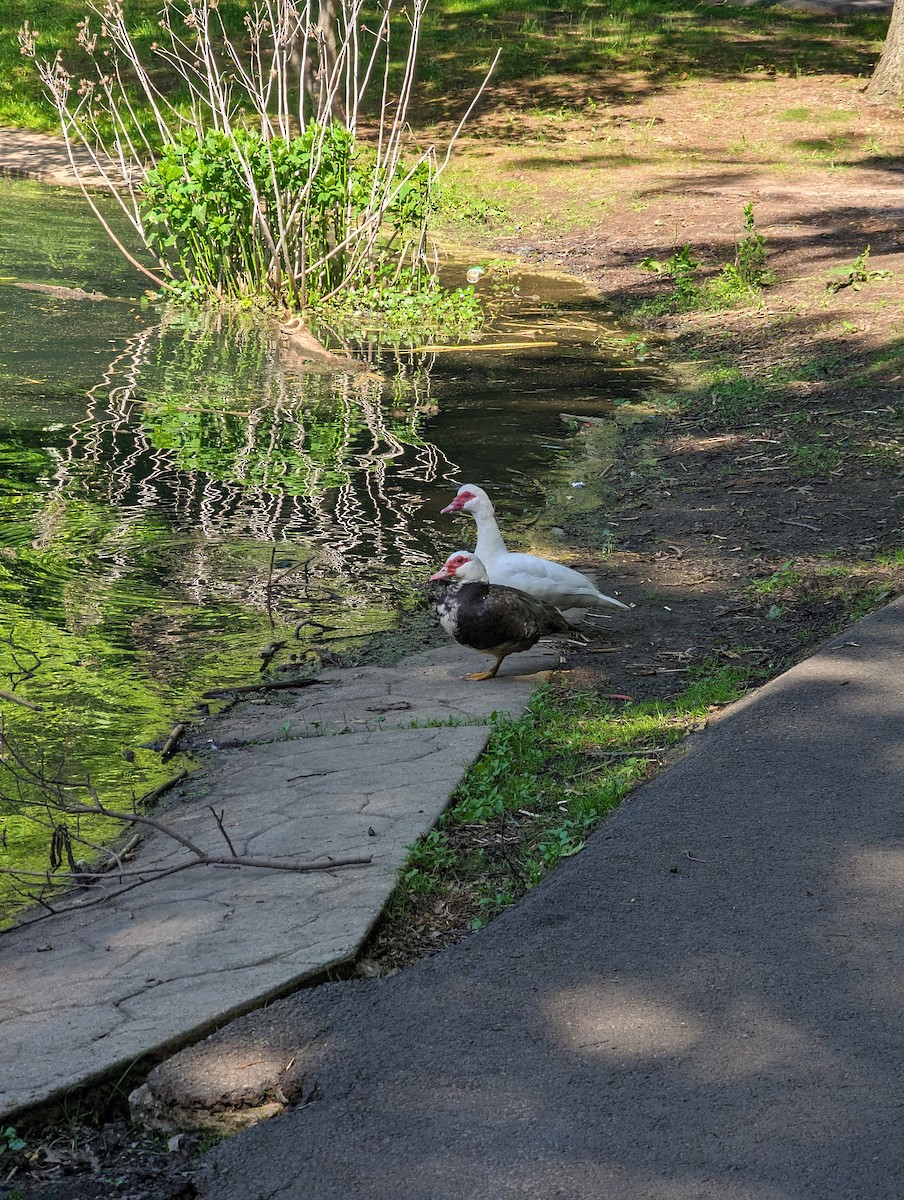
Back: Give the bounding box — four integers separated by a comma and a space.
191, 643, 556, 747
0, 643, 559, 1121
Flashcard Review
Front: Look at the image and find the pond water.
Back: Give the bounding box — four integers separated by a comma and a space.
0, 177, 656, 906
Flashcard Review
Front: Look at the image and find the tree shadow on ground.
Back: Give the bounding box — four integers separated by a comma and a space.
188, 604, 904, 1200
409, 0, 889, 125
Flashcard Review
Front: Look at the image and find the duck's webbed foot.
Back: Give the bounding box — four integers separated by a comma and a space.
464, 654, 505, 681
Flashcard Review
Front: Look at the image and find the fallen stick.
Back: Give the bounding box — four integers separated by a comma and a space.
8, 854, 374, 927
160, 722, 185, 763
777, 518, 822, 532
585, 747, 666, 758
141, 768, 188, 807
0, 689, 43, 711
559, 412, 610, 426
1, 854, 374, 883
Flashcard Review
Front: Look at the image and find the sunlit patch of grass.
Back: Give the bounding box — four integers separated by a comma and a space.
766, 355, 845, 385
780, 106, 856, 122
0, 0, 891, 132
747, 559, 802, 597
786, 440, 843, 476
796, 136, 852, 153
744, 555, 900, 632
433, 178, 511, 229
850, 338, 904, 385
693, 366, 776, 421
390, 666, 756, 928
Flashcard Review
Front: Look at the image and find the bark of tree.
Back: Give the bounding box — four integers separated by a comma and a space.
290, 0, 346, 123
866, 0, 904, 103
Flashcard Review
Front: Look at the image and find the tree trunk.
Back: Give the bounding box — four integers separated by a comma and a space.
290, 0, 346, 124
866, 0, 904, 103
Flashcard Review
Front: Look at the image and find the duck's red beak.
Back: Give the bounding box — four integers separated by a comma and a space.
429, 565, 453, 581
440, 494, 466, 514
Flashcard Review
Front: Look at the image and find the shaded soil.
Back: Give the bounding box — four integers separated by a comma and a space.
363, 70, 904, 976
7, 64, 904, 1200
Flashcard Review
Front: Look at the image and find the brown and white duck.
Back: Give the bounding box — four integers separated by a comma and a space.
441, 483, 629, 613
429, 551, 573, 680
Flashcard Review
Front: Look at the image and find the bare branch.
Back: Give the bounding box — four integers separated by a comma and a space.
209, 805, 238, 857
0, 690, 43, 712
20, 0, 499, 309
7, 852, 373, 929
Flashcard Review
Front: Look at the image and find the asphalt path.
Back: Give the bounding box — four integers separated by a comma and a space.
183, 597, 904, 1199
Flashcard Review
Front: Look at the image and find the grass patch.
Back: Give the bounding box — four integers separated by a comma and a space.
0, 1, 890, 133
747, 559, 802, 597
633, 203, 776, 318
390, 665, 755, 931
745, 557, 897, 627
786, 440, 843, 476
697, 366, 776, 420
434, 178, 511, 230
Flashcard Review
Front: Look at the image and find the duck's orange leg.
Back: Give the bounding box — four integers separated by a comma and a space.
464, 654, 506, 681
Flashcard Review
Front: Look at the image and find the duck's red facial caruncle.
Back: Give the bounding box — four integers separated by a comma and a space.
440, 488, 477, 514
429, 553, 474, 582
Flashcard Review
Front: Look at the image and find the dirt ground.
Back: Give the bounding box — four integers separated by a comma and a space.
7, 69, 904, 1200
451, 69, 904, 692
359, 70, 904, 974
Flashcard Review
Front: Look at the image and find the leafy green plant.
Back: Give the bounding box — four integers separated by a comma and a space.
139, 125, 441, 310
705, 202, 775, 307
826, 245, 892, 293
0, 1126, 27, 1156
21, 0, 497, 320
732, 202, 774, 287
320, 274, 483, 339
638, 243, 701, 310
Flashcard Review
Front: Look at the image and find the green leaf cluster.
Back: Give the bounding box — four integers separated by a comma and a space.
140, 123, 434, 309
639, 243, 701, 311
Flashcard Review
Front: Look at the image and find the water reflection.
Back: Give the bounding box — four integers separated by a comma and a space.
53, 310, 453, 582
0, 177, 658, 914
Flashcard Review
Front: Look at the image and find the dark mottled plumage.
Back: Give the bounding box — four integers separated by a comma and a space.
430, 552, 572, 680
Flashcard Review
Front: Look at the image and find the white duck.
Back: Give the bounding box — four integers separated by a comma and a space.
430, 552, 572, 680
440, 484, 629, 612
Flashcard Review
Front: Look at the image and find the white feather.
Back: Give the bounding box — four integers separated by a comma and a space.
442, 484, 629, 612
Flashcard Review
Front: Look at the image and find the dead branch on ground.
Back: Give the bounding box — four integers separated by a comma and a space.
0, 722, 371, 926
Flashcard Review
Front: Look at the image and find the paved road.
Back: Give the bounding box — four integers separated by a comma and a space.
156, 596, 904, 1200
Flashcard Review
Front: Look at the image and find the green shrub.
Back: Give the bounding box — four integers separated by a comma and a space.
140, 124, 433, 308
